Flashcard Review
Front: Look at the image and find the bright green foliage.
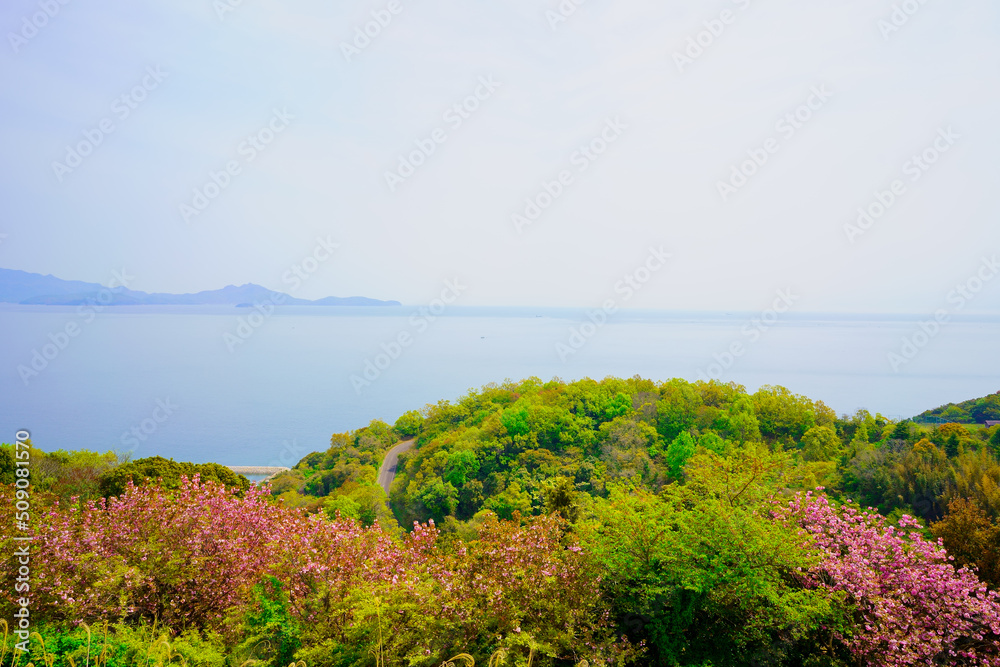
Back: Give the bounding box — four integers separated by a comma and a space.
656, 379, 702, 441
699, 432, 727, 455
844, 409, 888, 445
664, 432, 696, 478
684, 444, 792, 507
850, 423, 869, 447
97, 456, 249, 498
601, 392, 633, 421
726, 396, 761, 442
356, 418, 398, 450
752, 386, 825, 443
0, 443, 121, 500
443, 449, 479, 486
500, 405, 530, 438
235, 576, 301, 667
323, 494, 362, 521
5, 621, 228, 667
482, 480, 531, 520
801, 425, 840, 462
382, 377, 945, 529
394, 409, 424, 437
418, 479, 459, 522
578, 478, 850, 666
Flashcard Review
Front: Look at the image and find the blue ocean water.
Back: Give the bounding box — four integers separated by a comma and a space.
1, 305, 997, 465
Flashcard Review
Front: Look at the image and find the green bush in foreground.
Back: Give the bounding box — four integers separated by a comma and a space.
0, 620, 227, 667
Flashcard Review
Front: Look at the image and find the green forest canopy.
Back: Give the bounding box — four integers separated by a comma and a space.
269, 378, 1000, 578
914, 389, 1000, 423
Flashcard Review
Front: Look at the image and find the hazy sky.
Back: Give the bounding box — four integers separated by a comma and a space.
1, 0, 998, 312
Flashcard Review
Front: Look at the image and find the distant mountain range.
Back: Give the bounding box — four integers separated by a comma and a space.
0, 268, 401, 307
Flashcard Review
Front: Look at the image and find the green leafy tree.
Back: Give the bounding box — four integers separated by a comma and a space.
394, 410, 424, 438
726, 396, 761, 443
0, 444, 14, 485
752, 386, 818, 443
932, 498, 1000, 588
801, 425, 840, 462
457, 479, 485, 519
684, 444, 791, 507
699, 432, 727, 455
483, 480, 532, 520
850, 423, 869, 447
4, 445, 121, 500
601, 392, 633, 421
889, 420, 912, 441
656, 380, 702, 442
500, 406, 531, 439
971, 394, 1000, 422
361, 418, 398, 445
940, 404, 970, 422
418, 479, 459, 522
600, 417, 660, 483
665, 432, 696, 479
443, 449, 479, 487
917, 391, 1000, 424
579, 484, 849, 667
945, 432, 961, 458
297, 451, 324, 469
324, 494, 362, 521
235, 576, 301, 667
322, 483, 391, 527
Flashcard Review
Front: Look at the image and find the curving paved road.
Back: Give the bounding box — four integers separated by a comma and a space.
377, 438, 415, 498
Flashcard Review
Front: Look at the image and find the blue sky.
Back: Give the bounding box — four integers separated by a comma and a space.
1, 0, 998, 312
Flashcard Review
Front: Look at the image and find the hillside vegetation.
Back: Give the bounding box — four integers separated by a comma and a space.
914, 390, 1000, 424
276, 378, 1000, 583
4, 378, 1000, 667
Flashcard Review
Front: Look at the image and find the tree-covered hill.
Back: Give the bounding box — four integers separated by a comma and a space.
381, 377, 1000, 529
270, 376, 1000, 589
913, 389, 1000, 424
387, 376, 837, 527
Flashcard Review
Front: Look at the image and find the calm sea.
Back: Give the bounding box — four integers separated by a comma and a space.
1, 305, 997, 466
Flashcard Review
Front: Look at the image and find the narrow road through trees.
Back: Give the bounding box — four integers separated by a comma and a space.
377, 438, 415, 498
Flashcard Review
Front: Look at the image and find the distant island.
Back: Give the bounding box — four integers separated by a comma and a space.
0, 268, 400, 307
